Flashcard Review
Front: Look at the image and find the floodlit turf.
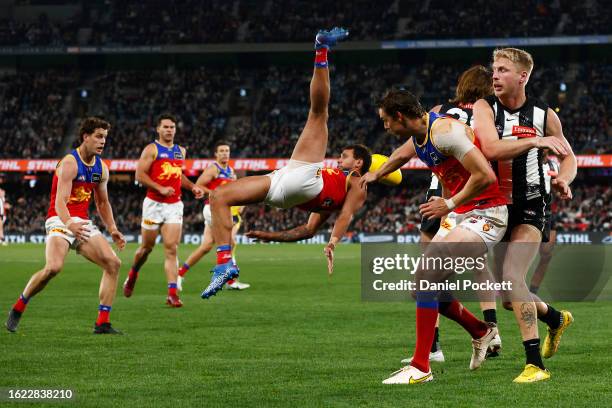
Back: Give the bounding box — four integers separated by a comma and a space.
1, 243, 611, 407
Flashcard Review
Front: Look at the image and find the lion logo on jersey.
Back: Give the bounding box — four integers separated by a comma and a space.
158, 162, 182, 180
68, 186, 92, 204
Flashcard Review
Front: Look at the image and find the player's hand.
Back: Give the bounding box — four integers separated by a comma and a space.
245, 230, 271, 242
419, 196, 451, 219
359, 172, 379, 190
324, 242, 335, 276
536, 137, 569, 157
551, 177, 572, 200
192, 185, 204, 199
110, 229, 126, 251
158, 186, 175, 197
67, 220, 91, 242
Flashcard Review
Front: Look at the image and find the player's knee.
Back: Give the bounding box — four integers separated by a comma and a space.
102, 255, 121, 274
164, 243, 178, 257
43, 263, 62, 278
502, 301, 514, 311
141, 244, 154, 255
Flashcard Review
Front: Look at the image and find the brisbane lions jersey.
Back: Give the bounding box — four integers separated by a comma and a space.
48, 149, 103, 220
413, 112, 506, 214
204, 163, 236, 205
297, 168, 351, 213
146, 141, 184, 204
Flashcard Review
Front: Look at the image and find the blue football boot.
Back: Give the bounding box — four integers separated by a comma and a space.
201, 261, 240, 299
315, 27, 349, 49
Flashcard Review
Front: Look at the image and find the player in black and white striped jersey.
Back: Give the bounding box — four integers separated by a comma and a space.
529, 149, 561, 294
473, 48, 577, 383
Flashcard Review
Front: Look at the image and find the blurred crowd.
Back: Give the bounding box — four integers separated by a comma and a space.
2, 179, 610, 235
1, 1, 609, 46
2, 61, 608, 161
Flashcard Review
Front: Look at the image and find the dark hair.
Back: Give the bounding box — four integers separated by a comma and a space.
156, 113, 177, 126
79, 117, 110, 142
214, 140, 231, 152
378, 89, 426, 119
344, 144, 372, 174
450, 65, 493, 104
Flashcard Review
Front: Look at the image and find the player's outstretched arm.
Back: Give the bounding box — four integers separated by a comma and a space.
324, 178, 367, 274
546, 108, 576, 200
473, 99, 569, 160
360, 139, 415, 188
94, 163, 125, 250
246, 212, 331, 242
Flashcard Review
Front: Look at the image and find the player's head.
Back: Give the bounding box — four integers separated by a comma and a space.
450, 65, 493, 104
214, 140, 231, 165
492, 48, 534, 97
377, 89, 427, 137
156, 113, 177, 142
339, 144, 372, 175
78, 117, 110, 155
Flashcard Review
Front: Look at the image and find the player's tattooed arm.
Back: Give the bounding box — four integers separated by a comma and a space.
246, 212, 331, 242
519, 303, 537, 329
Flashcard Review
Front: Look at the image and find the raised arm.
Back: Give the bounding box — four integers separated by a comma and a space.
246, 212, 331, 242
360, 139, 416, 188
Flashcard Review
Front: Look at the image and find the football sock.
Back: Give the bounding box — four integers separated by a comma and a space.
216, 245, 232, 265
523, 338, 545, 369
439, 299, 488, 339
430, 327, 440, 353
411, 291, 438, 373
538, 304, 562, 330
128, 265, 140, 280
168, 283, 178, 297
483, 308, 497, 324
226, 279, 236, 285
178, 262, 190, 277
96, 304, 111, 325
13, 293, 30, 313
314, 47, 328, 68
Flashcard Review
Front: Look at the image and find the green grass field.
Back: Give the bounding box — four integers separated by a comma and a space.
1, 243, 611, 407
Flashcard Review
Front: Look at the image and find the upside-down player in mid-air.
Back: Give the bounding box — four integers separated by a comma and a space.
6, 117, 126, 334
362, 89, 509, 385
177, 141, 249, 291
123, 114, 204, 308
202, 27, 371, 298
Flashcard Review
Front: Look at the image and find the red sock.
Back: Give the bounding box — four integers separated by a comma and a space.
315, 47, 328, 67
13, 294, 29, 313
411, 293, 439, 373
216, 245, 232, 265
128, 267, 139, 280
439, 299, 488, 339
96, 305, 111, 325
178, 263, 190, 277
226, 279, 235, 285
168, 284, 177, 297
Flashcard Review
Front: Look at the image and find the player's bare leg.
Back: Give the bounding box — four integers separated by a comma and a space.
204, 28, 348, 299
530, 230, 556, 293
79, 235, 122, 334
123, 227, 158, 297
161, 223, 183, 307
6, 237, 69, 332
